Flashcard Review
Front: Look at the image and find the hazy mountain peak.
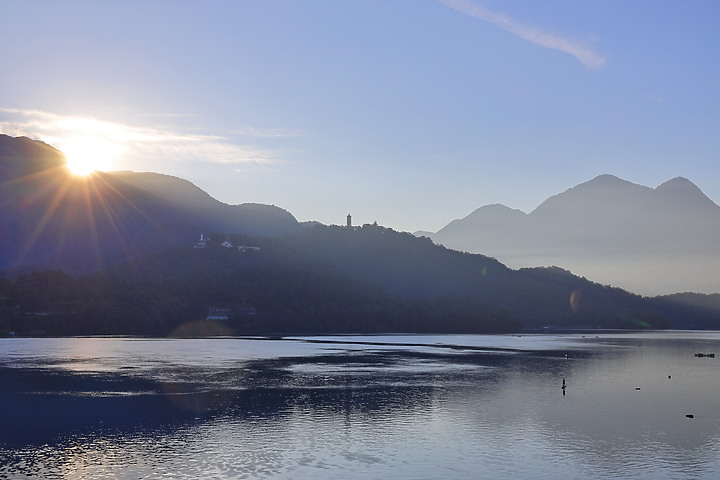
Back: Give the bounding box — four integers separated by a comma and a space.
657, 176, 694, 188
588, 173, 624, 183
655, 176, 718, 208
470, 203, 527, 215
436, 203, 526, 236
531, 174, 650, 217
656, 176, 703, 194
426, 173, 720, 295
577, 173, 647, 191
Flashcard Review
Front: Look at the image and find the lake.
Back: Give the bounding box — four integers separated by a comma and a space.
2, 332, 720, 479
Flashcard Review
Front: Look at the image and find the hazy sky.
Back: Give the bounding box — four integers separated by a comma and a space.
2, 0, 719, 232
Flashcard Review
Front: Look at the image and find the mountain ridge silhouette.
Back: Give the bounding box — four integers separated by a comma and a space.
421, 174, 720, 295
0, 134, 301, 274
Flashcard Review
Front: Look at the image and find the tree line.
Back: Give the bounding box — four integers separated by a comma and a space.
0, 253, 518, 337
3, 224, 707, 337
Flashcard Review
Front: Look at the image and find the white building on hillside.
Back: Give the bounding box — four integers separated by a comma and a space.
194, 233, 208, 248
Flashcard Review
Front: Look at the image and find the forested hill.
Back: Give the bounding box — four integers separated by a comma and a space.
278, 224, 670, 328
5, 223, 711, 337
0, 134, 301, 276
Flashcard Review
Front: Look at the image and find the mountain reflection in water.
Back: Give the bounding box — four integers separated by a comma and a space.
2, 333, 720, 479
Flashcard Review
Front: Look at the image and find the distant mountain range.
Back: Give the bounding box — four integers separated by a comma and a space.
0, 134, 301, 274
417, 174, 720, 295
2, 133, 720, 334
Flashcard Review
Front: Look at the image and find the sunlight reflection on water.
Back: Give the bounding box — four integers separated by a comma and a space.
2, 333, 720, 479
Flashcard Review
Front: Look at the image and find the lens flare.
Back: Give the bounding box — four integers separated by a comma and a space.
569, 288, 582, 314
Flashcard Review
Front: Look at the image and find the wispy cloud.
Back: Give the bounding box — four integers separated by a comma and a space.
0, 107, 279, 169
438, 0, 606, 70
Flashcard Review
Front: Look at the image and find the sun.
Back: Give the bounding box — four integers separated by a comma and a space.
66, 157, 97, 176
61, 137, 116, 176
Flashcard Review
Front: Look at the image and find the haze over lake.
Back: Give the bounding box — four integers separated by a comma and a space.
3, 332, 720, 479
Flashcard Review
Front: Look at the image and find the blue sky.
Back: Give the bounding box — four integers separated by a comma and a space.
2, 0, 719, 232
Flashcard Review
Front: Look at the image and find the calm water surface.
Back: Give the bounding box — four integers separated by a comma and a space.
2, 332, 720, 479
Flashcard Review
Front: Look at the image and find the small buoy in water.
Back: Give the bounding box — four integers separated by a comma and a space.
668, 375, 672, 379
686, 414, 695, 419
562, 378, 566, 389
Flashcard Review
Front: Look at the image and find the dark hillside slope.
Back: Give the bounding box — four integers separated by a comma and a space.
285, 224, 511, 299
281, 225, 662, 329
0, 134, 300, 274
651, 293, 720, 330
4, 224, 716, 336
